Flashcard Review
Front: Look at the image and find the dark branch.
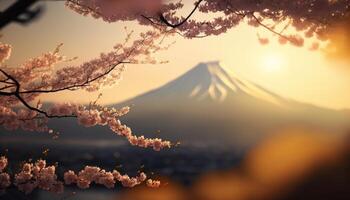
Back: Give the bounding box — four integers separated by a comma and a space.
0, 85, 15, 91
0, 0, 43, 30
157, 0, 203, 28
0, 69, 75, 118
250, 13, 291, 41
140, 15, 164, 27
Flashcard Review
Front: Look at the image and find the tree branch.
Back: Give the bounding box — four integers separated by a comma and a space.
157, 0, 203, 28
0, 68, 75, 118
250, 13, 291, 41
19, 61, 130, 94
0, 0, 43, 30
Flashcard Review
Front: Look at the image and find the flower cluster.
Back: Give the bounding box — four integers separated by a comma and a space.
0, 157, 10, 191
48, 103, 171, 151
66, 0, 161, 23
0, 157, 8, 172
0, 157, 161, 194
64, 166, 147, 188
0, 29, 165, 97
66, 0, 350, 48
14, 160, 64, 194
0, 43, 11, 63
0, 105, 49, 132
146, 179, 161, 188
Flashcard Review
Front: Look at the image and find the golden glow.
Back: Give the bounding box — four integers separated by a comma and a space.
261, 53, 284, 72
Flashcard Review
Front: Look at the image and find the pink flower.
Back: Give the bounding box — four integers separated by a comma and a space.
278, 37, 288, 45
257, 35, 269, 45
146, 179, 161, 188
66, 0, 161, 23
96, 172, 115, 188
0, 157, 8, 172
288, 35, 305, 47
0, 156, 155, 194
14, 159, 64, 194
0, 173, 10, 189
0, 43, 11, 63
137, 172, 147, 182
309, 42, 319, 51
64, 170, 78, 185
77, 178, 90, 189
78, 110, 100, 127
36, 160, 46, 169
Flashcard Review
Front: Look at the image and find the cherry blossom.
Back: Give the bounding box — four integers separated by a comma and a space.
0, 29, 172, 150
0, 157, 7, 172
66, 0, 162, 23
257, 34, 269, 45
309, 42, 320, 51
13, 160, 63, 194
0, 43, 11, 63
66, 0, 350, 47
0, 173, 10, 190
0, 157, 10, 191
146, 179, 161, 188
0, 157, 161, 194
65, 166, 149, 188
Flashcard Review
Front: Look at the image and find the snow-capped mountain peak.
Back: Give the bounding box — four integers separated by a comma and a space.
175, 61, 283, 105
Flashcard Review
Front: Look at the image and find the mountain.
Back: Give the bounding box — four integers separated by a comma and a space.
1, 61, 349, 149
125, 61, 285, 104
111, 61, 350, 147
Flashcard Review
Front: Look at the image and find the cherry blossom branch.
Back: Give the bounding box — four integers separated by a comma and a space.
0, 69, 74, 118
0, 29, 161, 117
157, 0, 204, 28
19, 61, 130, 94
0, 156, 160, 195
64, 0, 350, 47
249, 13, 290, 41
139, 1, 293, 41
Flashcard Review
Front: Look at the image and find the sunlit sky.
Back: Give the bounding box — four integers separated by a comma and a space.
1, 1, 350, 110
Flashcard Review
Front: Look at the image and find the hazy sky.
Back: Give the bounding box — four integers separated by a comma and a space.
1, 1, 350, 109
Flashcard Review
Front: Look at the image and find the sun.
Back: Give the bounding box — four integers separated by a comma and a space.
261, 53, 284, 72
